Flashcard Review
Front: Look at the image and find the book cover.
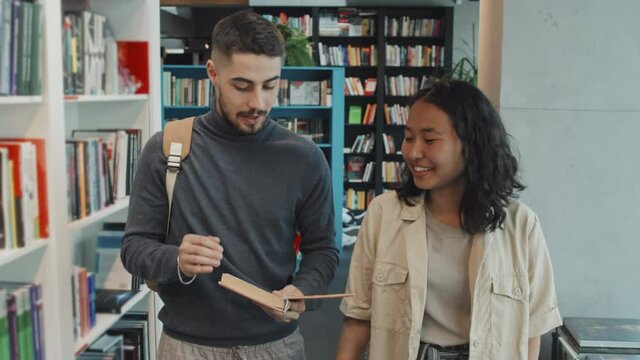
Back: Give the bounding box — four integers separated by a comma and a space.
218, 273, 352, 313
348, 106, 362, 125
218, 273, 290, 314
564, 317, 640, 349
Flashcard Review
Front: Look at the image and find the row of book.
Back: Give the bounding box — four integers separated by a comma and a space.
65, 129, 141, 221
386, 45, 446, 67
274, 118, 326, 144
346, 157, 375, 184
0, 138, 48, 251
384, 16, 444, 37
62, 10, 149, 96
274, 79, 332, 107
344, 77, 376, 96
382, 161, 405, 183
261, 13, 313, 37
382, 133, 398, 155
0, 282, 44, 360
318, 8, 376, 37
72, 266, 97, 340
77, 312, 150, 360
344, 188, 375, 211
384, 104, 409, 125
162, 74, 212, 107
385, 75, 431, 96
346, 133, 375, 154
345, 132, 398, 155
317, 44, 377, 67
347, 104, 376, 125
0, 0, 43, 96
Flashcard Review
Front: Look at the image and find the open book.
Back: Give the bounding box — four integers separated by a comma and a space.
218, 273, 353, 314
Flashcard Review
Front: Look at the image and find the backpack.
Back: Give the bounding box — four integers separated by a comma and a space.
144, 116, 195, 291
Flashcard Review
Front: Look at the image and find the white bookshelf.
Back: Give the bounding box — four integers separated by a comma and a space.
0, 0, 161, 359
0, 241, 49, 267
0, 96, 44, 105
63, 94, 149, 103
67, 198, 131, 233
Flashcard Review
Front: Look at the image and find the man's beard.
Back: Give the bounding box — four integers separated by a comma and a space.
216, 89, 268, 134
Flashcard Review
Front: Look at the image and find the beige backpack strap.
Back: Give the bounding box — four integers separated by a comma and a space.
144, 117, 195, 291
162, 117, 195, 232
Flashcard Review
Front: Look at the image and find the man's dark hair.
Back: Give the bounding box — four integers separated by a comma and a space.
397, 80, 526, 234
211, 10, 284, 61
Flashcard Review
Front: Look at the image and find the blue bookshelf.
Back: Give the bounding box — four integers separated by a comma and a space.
162, 65, 345, 246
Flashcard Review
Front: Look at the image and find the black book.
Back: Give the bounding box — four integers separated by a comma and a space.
95, 289, 139, 314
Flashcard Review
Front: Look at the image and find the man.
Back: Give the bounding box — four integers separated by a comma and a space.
121, 10, 339, 359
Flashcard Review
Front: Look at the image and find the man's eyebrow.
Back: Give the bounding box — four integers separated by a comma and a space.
230, 75, 280, 84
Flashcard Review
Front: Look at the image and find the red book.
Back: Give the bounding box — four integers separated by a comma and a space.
0, 138, 49, 239
117, 41, 149, 94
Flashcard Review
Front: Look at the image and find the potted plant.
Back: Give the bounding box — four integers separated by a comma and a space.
276, 23, 315, 67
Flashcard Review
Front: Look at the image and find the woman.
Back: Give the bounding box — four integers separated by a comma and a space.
335, 81, 561, 360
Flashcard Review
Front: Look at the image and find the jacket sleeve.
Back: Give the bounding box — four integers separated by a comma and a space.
528, 215, 563, 337
291, 147, 339, 308
339, 198, 380, 321
120, 132, 181, 284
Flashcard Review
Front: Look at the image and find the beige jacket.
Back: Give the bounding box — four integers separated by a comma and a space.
340, 192, 562, 360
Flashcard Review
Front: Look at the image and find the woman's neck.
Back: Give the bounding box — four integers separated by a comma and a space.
427, 181, 465, 227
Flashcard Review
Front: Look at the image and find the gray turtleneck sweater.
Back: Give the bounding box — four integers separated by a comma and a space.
121, 111, 339, 346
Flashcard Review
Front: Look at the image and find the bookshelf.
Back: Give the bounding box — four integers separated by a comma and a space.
250, 6, 454, 211
0, 0, 161, 359
161, 65, 345, 246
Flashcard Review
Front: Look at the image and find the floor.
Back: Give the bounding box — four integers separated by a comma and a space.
299, 246, 353, 360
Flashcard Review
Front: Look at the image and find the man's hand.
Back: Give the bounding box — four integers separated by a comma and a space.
259, 285, 306, 323
178, 235, 224, 277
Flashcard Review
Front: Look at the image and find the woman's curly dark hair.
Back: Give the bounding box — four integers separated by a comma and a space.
397, 80, 525, 234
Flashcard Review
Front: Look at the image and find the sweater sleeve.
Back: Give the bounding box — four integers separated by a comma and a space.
291, 146, 340, 308
120, 132, 181, 284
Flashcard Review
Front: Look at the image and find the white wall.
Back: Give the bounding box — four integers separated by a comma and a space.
500, 0, 640, 318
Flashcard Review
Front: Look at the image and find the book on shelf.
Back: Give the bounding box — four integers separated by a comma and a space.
0, 140, 44, 249
0, 138, 49, 239
94, 289, 139, 315
344, 188, 374, 211
289, 81, 320, 106
348, 106, 362, 125
77, 333, 124, 359
0, 0, 43, 96
62, 10, 149, 96
363, 78, 376, 96
95, 223, 135, 291
346, 156, 365, 182
0, 282, 44, 360
106, 312, 150, 360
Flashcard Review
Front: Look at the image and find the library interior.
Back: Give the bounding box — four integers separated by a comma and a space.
0, 0, 639, 359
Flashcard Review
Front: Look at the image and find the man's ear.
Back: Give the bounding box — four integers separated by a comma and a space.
206, 59, 218, 86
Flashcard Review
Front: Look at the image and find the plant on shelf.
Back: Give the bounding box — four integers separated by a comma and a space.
433, 23, 478, 85
276, 23, 315, 66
